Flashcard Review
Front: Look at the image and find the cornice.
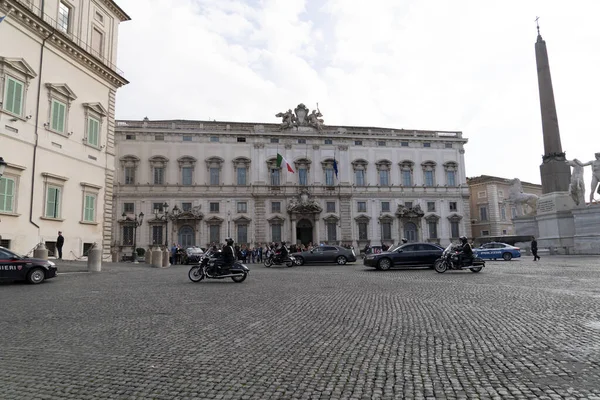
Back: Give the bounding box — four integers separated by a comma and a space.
101, 0, 131, 22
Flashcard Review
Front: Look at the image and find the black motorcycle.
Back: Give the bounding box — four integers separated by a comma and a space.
188, 250, 249, 283
434, 244, 485, 273
264, 252, 295, 268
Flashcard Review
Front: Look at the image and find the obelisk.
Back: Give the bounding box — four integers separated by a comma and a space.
535, 23, 571, 194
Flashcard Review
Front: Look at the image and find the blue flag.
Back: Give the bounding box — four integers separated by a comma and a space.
333, 159, 338, 178
0, 15, 6, 23
0, 9, 12, 23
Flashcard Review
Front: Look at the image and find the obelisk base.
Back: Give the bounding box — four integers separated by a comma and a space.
540, 159, 571, 194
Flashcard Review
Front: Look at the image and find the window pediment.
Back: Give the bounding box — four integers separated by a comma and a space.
352, 159, 368, 170
294, 157, 312, 169
206, 156, 224, 169
177, 156, 197, 168
233, 157, 251, 167
45, 83, 77, 101
234, 216, 252, 223
82, 102, 108, 117
149, 155, 169, 167
421, 160, 437, 170
425, 213, 441, 222
205, 216, 224, 224
120, 155, 140, 167
378, 213, 394, 222
0, 57, 37, 80
321, 158, 335, 168
399, 160, 414, 170
447, 213, 463, 222
354, 214, 371, 222
443, 161, 458, 171
376, 159, 392, 170
323, 214, 339, 222
267, 215, 285, 223
266, 157, 280, 169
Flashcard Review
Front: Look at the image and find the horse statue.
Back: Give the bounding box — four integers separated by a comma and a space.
508, 178, 539, 216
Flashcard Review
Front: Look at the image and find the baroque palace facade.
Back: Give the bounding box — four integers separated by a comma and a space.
113, 104, 472, 256
0, 0, 129, 258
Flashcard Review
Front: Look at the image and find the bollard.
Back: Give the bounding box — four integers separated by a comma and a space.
162, 247, 170, 267
152, 248, 163, 268
112, 249, 118, 263
33, 243, 48, 260
88, 244, 102, 272
145, 248, 152, 264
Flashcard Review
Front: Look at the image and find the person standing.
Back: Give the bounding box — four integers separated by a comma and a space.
56, 231, 64, 260
531, 237, 540, 261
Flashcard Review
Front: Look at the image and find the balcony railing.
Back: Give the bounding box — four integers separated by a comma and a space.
8, 0, 125, 76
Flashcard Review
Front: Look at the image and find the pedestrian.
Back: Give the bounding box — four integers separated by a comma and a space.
171, 243, 177, 265
56, 231, 64, 260
531, 237, 540, 261
251, 247, 256, 264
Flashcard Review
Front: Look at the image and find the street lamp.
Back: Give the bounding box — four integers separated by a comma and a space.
123, 211, 144, 263
227, 210, 231, 238
0, 157, 7, 178
171, 205, 182, 245
162, 202, 169, 247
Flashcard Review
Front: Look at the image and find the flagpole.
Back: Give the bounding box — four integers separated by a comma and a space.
0, 8, 13, 24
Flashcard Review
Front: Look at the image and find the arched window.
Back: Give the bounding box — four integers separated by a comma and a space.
421, 161, 437, 187
443, 161, 458, 186
177, 156, 197, 186
119, 155, 140, 185
352, 159, 368, 187
376, 160, 392, 187
398, 160, 414, 187
266, 157, 281, 186
233, 157, 251, 186
205, 157, 224, 185
149, 156, 169, 185
294, 158, 311, 186
321, 158, 336, 187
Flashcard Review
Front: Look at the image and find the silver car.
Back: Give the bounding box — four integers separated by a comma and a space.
291, 245, 357, 265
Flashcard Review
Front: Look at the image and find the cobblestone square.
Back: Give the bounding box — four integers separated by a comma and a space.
1, 256, 599, 399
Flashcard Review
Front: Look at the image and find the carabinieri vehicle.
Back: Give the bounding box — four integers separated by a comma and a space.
0, 246, 58, 284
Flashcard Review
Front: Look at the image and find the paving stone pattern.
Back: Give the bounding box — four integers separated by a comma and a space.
1, 256, 600, 399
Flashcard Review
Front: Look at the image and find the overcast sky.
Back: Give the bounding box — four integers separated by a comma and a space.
115, 0, 600, 187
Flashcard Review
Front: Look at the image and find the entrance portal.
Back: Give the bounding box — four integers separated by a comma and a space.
178, 225, 195, 247
296, 219, 313, 246
403, 222, 417, 242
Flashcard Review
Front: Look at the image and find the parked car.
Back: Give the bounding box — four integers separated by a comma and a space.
362, 245, 386, 258
292, 246, 357, 265
363, 242, 444, 270
184, 247, 204, 264
473, 242, 521, 261
0, 246, 58, 284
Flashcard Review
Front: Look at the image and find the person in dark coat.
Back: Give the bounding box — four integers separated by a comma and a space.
56, 231, 64, 260
531, 237, 540, 261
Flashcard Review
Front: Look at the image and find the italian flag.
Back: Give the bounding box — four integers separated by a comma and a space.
276, 153, 294, 173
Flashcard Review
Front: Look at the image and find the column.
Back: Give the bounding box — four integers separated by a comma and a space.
291, 218, 297, 245
313, 215, 320, 245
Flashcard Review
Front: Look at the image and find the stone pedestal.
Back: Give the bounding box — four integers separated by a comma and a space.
145, 248, 152, 263
87, 246, 102, 272
152, 248, 163, 268
33, 243, 48, 260
535, 192, 576, 254
572, 205, 600, 254
162, 249, 170, 268
513, 216, 539, 237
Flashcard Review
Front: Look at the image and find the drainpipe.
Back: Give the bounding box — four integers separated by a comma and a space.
29, 29, 54, 231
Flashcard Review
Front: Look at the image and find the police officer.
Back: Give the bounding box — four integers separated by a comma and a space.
458, 236, 473, 266
222, 237, 235, 270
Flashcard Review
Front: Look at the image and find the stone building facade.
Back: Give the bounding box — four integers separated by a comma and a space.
113, 106, 472, 256
467, 175, 542, 238
0, 0, 129, 258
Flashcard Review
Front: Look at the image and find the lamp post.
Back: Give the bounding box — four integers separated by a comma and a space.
171, 205, 182, 245
227, 210, 231, 238
162, 202, 169, 247
0, 157, 7, 178
123, 211, 144, 263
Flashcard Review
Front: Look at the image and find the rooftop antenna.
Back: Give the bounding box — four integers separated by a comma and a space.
535, 16, 541, 36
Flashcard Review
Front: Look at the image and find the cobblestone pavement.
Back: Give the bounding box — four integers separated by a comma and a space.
1, 256, 600, 399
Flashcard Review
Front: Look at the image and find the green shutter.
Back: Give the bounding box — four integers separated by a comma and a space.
4, 79, 15, 112
4, 78, 23, 115
88, 118, 99, 146
84, 195, 95, 221
51, 101, 60, 131
0, 177, 13, 212
51, 100, 66, 133
58, 102, 66, 133
12, 80, 23, 116
46, 187, 56, 217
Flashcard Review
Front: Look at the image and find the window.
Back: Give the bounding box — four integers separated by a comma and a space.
3, 76, 24, 116
501, 207, 507, 221
209, 225, 220, 243
182, 167, 193, 185
153, 202, 164, 213
210, 136, 219, 142
45, 186, 61, 218
358, 222, 368, 240
183, 135, 192, 142
381, 201, 390, 212
449, 201, 457, 212
422, 161, 436, 187
482, 230, 490, 236
355, 170, 365, 186
379, 170, 389, 186
270, 168, 280, 186
153, 167, 165, 185
237, 167, 247, 185
354, 140, 363, 146
235, 224, 247, 244
298, 139, 306, 144
50, 99, 66, 133
152, 225, 163, 245
271, 202, 281, 213
271, 223, 282, 242
405, 201, 413, 208
83, 194, 96, 222
377, 141, 386, 146
326, 202, 336, 213
446, 171, 456, 186
91, 28, 104, 58
325, 168, 334, 186
237, 137, 246, 143
154, 134, 164, 141
478, 191, 486, 198
427, 201, 435, 212
402, 170, 412, 187
298, 168, 308, 186
124, 167, 135, 185
122, 226, 134, 245
86, 116, 100, 147
58, 1, 71, 33
382, 222, 392, 240
480, 206, 488, 221
451, 221, 460, 238
424, 171, 434, 187
423, 142, 431, 148
427, 221, 438, 239
270, 138, 279, 144
324, 139, 333, 145
327, 222, 337, 242
357, 201, 366, 212
123, 202, 134, 213
401, 141, 409, 147
210, 167, 220, 185
94, 10, 104, 24
0, 177, 15, 213
498, 190, 504, 199
445, 143, 453, 149
237, 202, 247, 213
209, 202, 219, 213
126, 134, 135, 140
182, 202, 192, 212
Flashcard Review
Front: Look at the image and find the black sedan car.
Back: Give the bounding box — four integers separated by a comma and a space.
292, 245, 357, 265
0, 246, 58, 284
363, 242, 444, 270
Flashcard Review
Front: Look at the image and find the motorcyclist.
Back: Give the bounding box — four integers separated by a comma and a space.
457, 236, 473, 266
222, 237, 235, 271
401, 238, 408, 244
279, 241, 289, 260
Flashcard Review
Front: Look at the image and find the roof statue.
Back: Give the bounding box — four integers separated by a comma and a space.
276, 103, 324, 131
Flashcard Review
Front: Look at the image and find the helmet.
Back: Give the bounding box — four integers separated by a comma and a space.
459, 236, 468, 243
226, 237, 234, 245
281, 241, 286, 245
401, 238, 408, 243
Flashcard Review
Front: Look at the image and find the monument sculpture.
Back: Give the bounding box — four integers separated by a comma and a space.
508, 178, 539, 216
287, 189, 323, 214
582, 152, 600, 203
276, 103, 324, 130
565, 158, 586, 206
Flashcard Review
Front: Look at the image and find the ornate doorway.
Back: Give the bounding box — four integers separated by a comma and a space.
296, 219, 313, 246
403, 222, 417, 242
178, 225, 195, 247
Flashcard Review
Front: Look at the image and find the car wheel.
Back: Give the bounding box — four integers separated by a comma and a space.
336, 256, 347, 265
502, 252, 512, 261
27, 268, 45, 284
378, 258, 391, 271
296, 256, 305, 266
